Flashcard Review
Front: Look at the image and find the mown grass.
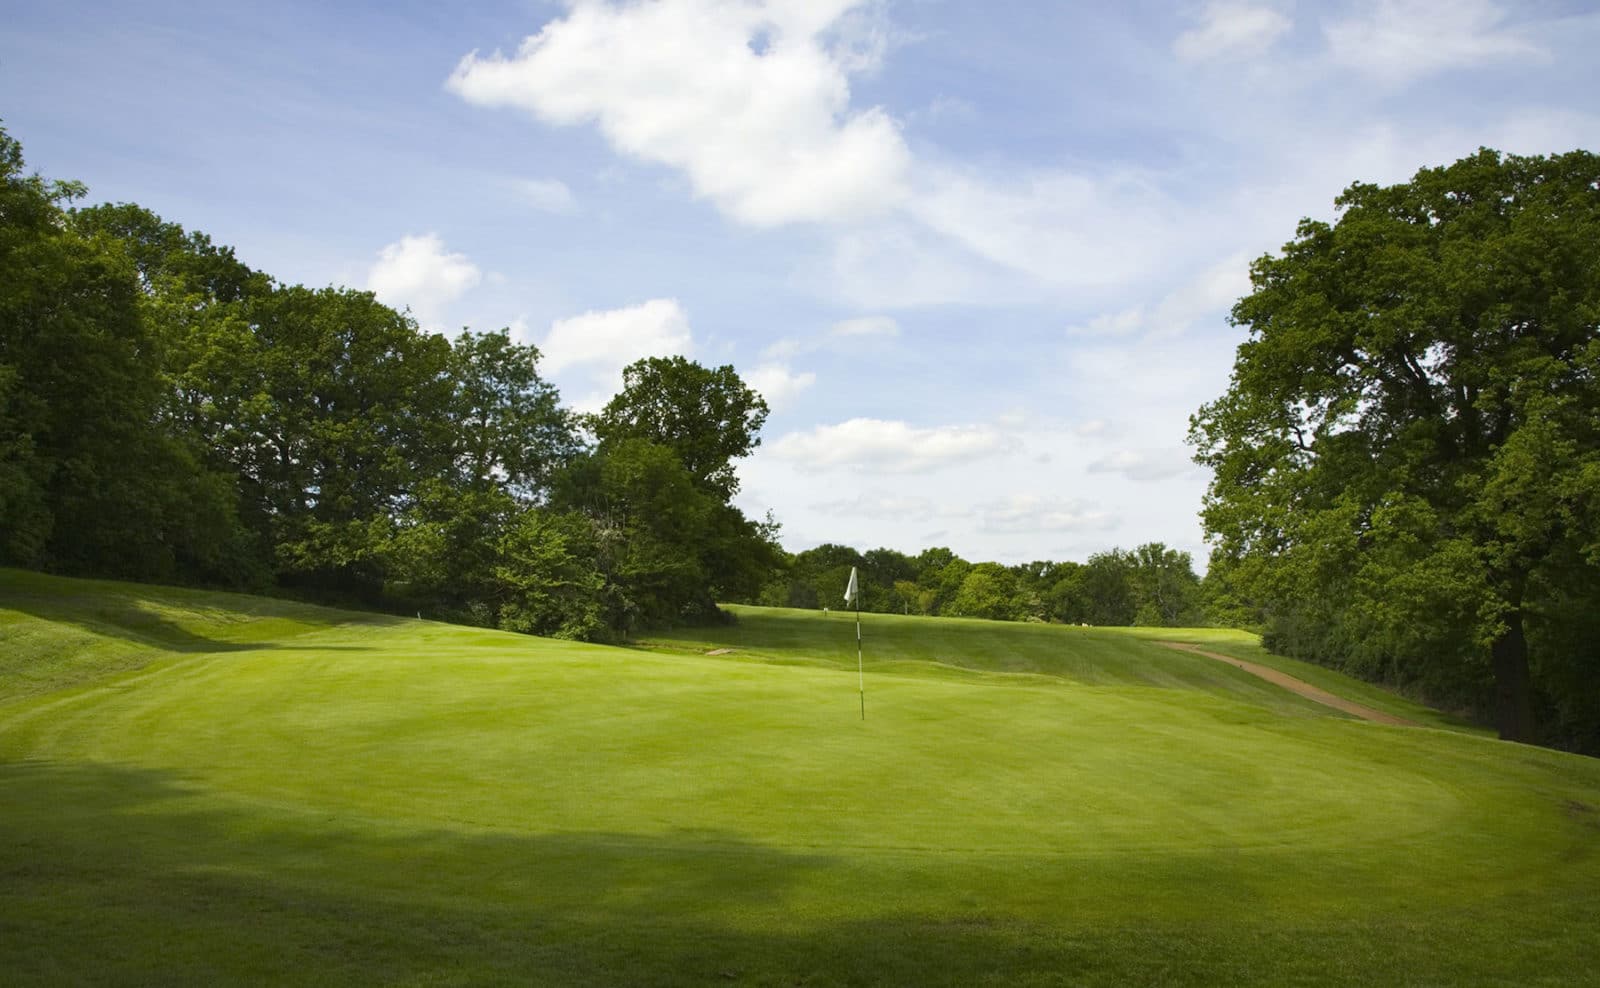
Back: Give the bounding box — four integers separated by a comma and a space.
3, 570, 1597, 985
643, 604, 1464, 729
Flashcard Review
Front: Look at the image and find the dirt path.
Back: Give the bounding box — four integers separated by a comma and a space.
1156, 642, 1419, 727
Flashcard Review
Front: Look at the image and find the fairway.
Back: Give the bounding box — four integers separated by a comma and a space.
4, 570, 1599, 985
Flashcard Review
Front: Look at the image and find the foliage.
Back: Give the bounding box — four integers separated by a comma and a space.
760, 541, 1204, 628
0, 126, 245, 583
593, 355, 768, 498
495, 509, 609, 641
0, 124, 781, 642
1191, 147, 1600, 747
442, 329, 575, 500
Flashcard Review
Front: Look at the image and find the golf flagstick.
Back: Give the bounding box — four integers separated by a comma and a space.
845, 566, 863, 720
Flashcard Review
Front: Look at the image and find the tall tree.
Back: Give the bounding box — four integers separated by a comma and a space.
243, 285, 454, 597
1128, 542, 1202, 626
0, 126, 240, 581
1076, 550, 1138, 626
443, 329, 575, 500
1191, 148, 1600, 744
593, 356, 768, 498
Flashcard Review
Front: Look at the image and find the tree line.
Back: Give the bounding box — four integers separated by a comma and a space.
0, 123, 778, 640
751, 542, 1204, 626
1, 120, 1214, 642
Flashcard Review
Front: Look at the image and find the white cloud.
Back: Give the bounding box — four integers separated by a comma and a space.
1086, 449, 1194, 484
447, 3, 1207, 308
537, 298, 694, 408
1067, 307, 1145, 339
824, 223, 997, 307
1324, 0, 1542, 83
907, 165, 1179, 295
770, 418, 1017, 473
745, 362, 816, 409
1174, 2, 1292, 62
1066, 252, 1251, 339
366, 233, 481, 329
447, 0, 911, 226
975, 495, 1116, 534
513, 177, 578, 213
829, 314, 899, 338
746, 315, 895, 404
809, 492, 941, 520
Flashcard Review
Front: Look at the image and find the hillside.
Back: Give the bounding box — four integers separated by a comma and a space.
3, 570, 1598, 986
644, 604, 1473, 731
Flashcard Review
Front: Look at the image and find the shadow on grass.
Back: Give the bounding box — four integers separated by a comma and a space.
4, 760, 1590, 987
1, 590, 394, 656
2, 591, 276, 654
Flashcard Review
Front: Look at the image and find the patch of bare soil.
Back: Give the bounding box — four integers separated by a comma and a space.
1156, 642, 1419, 726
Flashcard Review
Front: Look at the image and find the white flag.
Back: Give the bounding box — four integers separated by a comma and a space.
844, 566, 859, 604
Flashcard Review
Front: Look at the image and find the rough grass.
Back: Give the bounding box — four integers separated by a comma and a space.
3, 570, 1597, 985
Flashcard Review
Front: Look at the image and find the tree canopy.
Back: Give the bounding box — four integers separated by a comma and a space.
756, 541, 1203, 628
1191, 148, 1600, 747
0, 123, 779, 641
593, 356, 768, 498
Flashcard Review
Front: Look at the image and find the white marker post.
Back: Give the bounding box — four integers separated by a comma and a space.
845, 566, 863, 720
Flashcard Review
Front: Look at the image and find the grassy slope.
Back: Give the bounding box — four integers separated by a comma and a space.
644, 604, 1469, 731
3, 570, 1598, 986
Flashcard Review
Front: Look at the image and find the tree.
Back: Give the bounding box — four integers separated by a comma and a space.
1076, 550, 1138, 626
1128, 542, 1202, 626
1191, 148, 1600, 744
593, 356, 768, 498
242, 285, 454, 598
442, 329, 575, 501
0, 126, 242, 582
495, 509, 609, 641
948, 563, 1021, 621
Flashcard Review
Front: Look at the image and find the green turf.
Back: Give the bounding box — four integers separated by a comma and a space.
3, 569, 1598, 985
643, 605, 1467, 729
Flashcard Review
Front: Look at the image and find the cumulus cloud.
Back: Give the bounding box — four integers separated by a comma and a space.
975, 495, 1116, 534
513, 177, 578, 213
771, 418, 1018, 473
447, 2, 1191, 306
540, 292, 691, 391
746, 315, 896, 405
447, 0, 911, 226
1324, 0, 1542, 83
366, 234, 481, 328
745, 362, 817, 409
1173, 1, 1292, 62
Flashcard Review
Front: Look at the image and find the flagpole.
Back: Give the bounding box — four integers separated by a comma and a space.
856, 590, 864, 721
845, 566, 864, 721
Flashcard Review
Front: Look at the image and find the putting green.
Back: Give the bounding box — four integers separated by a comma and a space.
4, 569, 1599, 985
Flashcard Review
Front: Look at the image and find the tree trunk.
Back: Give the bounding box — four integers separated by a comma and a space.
1491, 607, 1535, 743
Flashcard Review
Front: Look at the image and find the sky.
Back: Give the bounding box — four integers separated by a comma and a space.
4, 0, 1598, 567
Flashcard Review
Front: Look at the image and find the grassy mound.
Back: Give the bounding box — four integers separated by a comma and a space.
3, 570, 1597, 985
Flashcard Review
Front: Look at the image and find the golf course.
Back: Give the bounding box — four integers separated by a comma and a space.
4, 567, 1599, 985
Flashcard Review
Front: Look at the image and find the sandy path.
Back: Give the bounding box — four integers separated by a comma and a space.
1156, 642, 1419, 727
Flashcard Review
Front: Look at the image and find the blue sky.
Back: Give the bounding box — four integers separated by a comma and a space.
5, 0, 1598, 566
